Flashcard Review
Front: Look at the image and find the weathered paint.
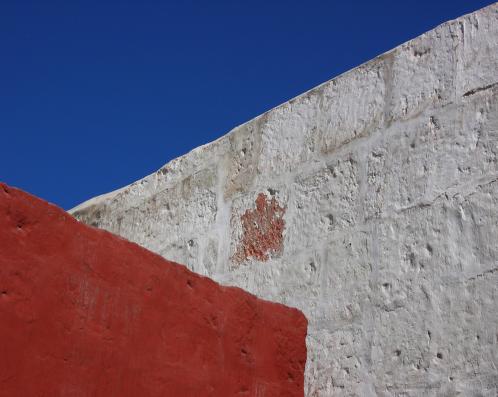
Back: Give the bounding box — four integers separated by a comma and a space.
0, 183, 307, 397
71, 4, 498, 396
233, 192, 286, 263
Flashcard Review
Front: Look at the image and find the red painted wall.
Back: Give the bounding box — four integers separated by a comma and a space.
0, 183, 307, 397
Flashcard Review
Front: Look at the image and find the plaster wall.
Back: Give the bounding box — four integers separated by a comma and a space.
0, 183, 307, 397
72, 4, 498, 395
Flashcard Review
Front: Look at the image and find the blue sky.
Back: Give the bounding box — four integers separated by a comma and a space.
1, 0, 494, 210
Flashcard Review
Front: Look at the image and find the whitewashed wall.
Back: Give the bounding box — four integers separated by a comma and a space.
72, 4, 498, 396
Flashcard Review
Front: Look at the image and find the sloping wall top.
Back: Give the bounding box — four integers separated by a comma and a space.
72, 4, 498, 396
0, 183, 307, 396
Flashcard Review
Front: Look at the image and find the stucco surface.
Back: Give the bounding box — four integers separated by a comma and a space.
72, 4, 498, 396
0, 183, 307, 397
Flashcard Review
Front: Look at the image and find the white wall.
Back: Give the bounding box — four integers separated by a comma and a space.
72, 4, 498, 396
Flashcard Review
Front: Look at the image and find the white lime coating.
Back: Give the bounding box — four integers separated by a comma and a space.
72, 4, 498, 396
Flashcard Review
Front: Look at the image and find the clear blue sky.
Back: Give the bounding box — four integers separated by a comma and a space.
1, 0, 494, 210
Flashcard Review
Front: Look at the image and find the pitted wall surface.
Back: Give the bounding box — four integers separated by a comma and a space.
72, 4, 498, 396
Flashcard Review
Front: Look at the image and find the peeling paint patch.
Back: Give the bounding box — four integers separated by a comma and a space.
233, 193, 286, 263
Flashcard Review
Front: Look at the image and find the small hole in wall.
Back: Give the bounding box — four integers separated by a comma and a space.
16, 217, 26, 229
187, 280, 193, 288
436, 352, 443, 359
325, 214, 334, 226
394, 349, 401, 357
430, 116, 440, 130
408, 252, 416, 268
267, 188, 277, 196
187, 239, 194, 248
1, 290, 7, 297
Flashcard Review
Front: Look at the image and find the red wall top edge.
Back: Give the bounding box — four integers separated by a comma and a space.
0, 182, 307, 397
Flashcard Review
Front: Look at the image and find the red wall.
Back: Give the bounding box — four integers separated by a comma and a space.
0, 183, 307, 397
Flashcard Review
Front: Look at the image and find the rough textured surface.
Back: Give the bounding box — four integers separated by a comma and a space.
0, 183, 307, 397
72, 4, 498, 396
233, 193, 286, 263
